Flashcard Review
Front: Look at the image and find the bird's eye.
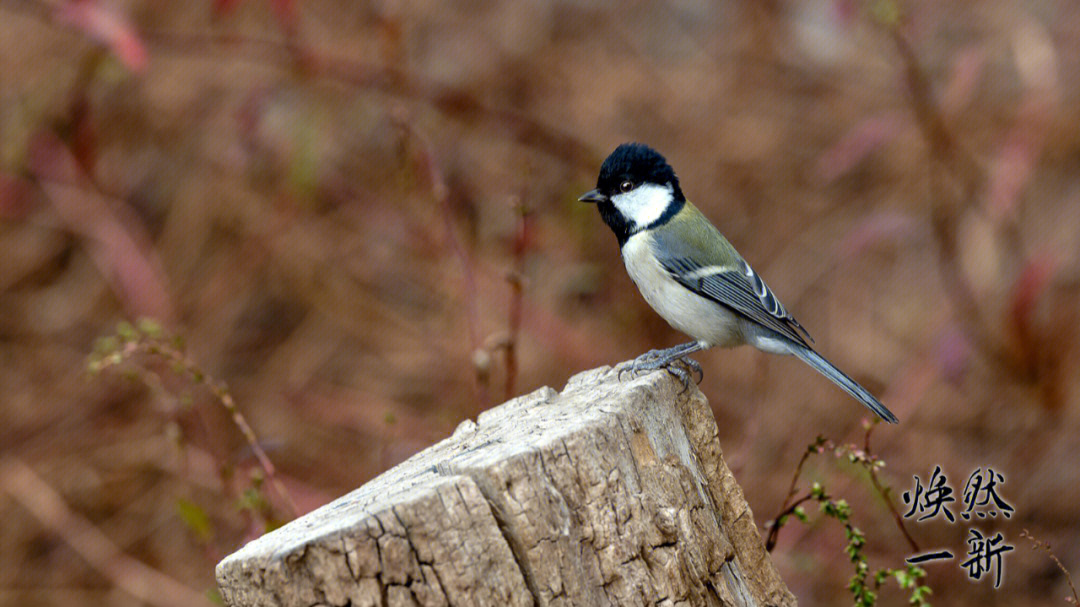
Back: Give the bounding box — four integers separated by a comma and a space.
619, 180, 634, 193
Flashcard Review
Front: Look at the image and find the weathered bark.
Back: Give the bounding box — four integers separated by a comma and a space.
216, 366, 796, 607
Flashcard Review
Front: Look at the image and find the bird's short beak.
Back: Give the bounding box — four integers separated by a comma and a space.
578, 189, 607, 204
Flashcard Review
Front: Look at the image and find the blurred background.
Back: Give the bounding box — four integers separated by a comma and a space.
2, 0, 1079, 605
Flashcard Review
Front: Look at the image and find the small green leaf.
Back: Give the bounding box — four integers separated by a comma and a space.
117, 320, 138, 342
93, 335, 120, 354
137, 317, 163, 338
794, 505, 808, 522
238, 487, 269, 513
868, 0, 901, 26
176, 498, 213, 541
206, 587, 224, 605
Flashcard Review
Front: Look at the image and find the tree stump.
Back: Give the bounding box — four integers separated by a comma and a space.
215, 366, 796, 606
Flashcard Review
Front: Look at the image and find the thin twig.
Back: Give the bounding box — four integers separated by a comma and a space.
0, 456, 211, 607
783, 436, 824, 509
863, 423, 920, 553
1019, 529, 1080, 604
765, 492, 818, 552
392, 112, 491, 410
92, 338, 299, 517
504, 198, 529, 400
765, 436, 826, 552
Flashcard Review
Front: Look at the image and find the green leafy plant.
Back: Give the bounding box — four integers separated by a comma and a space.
89, 318, 298, 528
766, 426, 932, 606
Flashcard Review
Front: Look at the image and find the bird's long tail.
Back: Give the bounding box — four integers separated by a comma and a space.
790, 345, 899, 424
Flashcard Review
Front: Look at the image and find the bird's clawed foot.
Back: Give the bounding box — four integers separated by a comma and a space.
662, 357, 702, 391
618, 343, 704, 391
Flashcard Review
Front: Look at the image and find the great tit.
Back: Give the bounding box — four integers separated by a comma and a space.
580, 143, 898, 424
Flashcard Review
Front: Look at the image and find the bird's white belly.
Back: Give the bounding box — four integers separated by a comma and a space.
621, 234, 744, 348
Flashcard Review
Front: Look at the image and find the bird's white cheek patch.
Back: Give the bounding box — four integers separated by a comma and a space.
611, 183, 673, 228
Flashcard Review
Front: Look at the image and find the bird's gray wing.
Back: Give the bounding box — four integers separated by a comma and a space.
660, 255, 814, 347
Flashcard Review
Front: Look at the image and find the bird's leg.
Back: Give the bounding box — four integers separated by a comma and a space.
621, 341, 705, 387
631, 341, 703, 370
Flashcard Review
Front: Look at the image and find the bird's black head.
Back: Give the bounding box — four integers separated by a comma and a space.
579, 143, 685, 246
594, 143, 684, 200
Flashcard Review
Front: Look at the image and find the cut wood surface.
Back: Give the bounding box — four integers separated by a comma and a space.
216, 366, 796, 607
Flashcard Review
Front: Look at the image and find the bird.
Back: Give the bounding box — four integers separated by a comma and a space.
579, 142, 898, 424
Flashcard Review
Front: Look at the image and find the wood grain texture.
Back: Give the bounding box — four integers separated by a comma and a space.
216, 366, 796, 607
